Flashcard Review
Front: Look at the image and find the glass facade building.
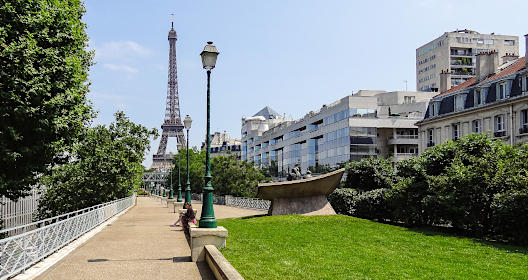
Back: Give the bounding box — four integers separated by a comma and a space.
241, 91, 434, 174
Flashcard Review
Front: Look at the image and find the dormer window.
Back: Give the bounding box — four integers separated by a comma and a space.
497, 82, 508, 100
522, 76, 528, 94
454, 94, 466, 111
474, 90, 482, 106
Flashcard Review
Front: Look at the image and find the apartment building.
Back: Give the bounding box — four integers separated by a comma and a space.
241, 91, 435, 173
417, 35, 528, 152
416, 29, 519, 92
201, 132, 241, 159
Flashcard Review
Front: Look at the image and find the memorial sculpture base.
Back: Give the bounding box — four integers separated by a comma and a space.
269, 195, 336, 216
257, 168, 345, 216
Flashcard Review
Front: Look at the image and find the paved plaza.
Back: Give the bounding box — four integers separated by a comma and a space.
35, 197, 265, 280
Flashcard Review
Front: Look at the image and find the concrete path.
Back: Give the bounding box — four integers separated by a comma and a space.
35, 197, 265, 280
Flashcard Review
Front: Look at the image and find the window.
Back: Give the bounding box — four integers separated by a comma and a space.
522, 76, 528, 94
454, 94, 466, 111
404, 96, 416, 104
497, 83, 506, 100
452, 123, 460, 140
520, 109, 528, 134
477, 38, 484, 44
474, 90, 481, 106
483, 39, 494, 45
504, 40, 515, 46
472, 120, 481, 133
494, 114, 505, 132
427, 129, 434, 146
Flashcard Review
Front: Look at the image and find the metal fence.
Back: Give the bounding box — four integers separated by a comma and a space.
191, 193, 270, 211
0, 195, 135, 280
225, 195, 270, 210
1, 189, 45, 232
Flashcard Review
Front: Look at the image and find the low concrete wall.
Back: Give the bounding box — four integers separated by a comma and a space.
204, 245, 244, 280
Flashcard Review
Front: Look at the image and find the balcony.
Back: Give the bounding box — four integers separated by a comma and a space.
388, 135, 419, 145
494, 131, 506, 137
392, 153, 417, 162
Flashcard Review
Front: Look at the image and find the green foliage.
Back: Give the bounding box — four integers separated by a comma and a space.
328, 188, 357, 216
0, 0, 94, 200
344, 157, 395, 191
334, 133, 528, 244
169, 153, 270, 197
329, 188, 390, 221
37, 112, 156, 218
220, 215, 528, 280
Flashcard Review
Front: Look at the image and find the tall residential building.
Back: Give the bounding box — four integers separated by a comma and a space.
416, 29, 519, 92
241, 91, 435, 174
417, 35, 528, 153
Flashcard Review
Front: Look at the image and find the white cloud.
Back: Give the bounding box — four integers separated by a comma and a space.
94, 41, 151, 61
103, 63, 138, 73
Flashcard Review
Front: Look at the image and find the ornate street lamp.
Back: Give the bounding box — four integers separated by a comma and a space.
199, 41, 219, 228
184, 115, 192, 204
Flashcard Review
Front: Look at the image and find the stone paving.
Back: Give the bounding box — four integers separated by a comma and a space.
35, 196, 266, 280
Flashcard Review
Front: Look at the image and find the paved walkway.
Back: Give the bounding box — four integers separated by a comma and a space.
35, 197, 265, 280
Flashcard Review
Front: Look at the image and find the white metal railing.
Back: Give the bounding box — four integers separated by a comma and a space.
191, 193, 270, 210
1, 188, 45, 231
0, 194, 135, 280
225, 196, 270, 210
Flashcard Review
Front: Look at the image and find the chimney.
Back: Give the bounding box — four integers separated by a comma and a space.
525, 34, 528, 68
501, 53, 519, 64
439, 69, 452, 93
476, 51, 499, 81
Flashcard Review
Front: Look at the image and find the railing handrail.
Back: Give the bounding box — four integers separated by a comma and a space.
0, 194, 135, 279
0, 195, 130, 236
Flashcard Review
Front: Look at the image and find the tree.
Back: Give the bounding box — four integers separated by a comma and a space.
37, 112, 156, 218
211, 155, 269, 197
169, 153, 270, 198
0, 0, 93, 200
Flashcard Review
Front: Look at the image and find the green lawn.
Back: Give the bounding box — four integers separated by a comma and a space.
218, 215, 528, 280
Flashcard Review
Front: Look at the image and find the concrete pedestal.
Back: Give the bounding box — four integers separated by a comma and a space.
269, 195, 336, 216
173, 201, 184, 213
189, 225, 228, 262
166, 198, 175, 208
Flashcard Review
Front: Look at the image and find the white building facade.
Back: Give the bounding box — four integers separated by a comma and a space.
241, 91, 435, 174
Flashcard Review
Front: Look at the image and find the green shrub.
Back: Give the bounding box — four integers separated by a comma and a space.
491, 189, 528, 244
345, 157, 395, 191
353, 188, 391, 221
328, 188, 357, 215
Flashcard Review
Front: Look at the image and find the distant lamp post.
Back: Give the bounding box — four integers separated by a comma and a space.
199, 41, 219, 228
176, 153, 183, 202
169, 165, 174, 199
184, 115, 192, 204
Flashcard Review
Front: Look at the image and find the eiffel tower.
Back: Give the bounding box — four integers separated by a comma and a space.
151, 17, 186, 170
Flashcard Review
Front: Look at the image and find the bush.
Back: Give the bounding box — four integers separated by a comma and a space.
328, 188, 357, 216
491, 189, 528, 244
329, 188, 390, 221
333, 134, 528, 244
345, 157, 395, 191
353, 188, 391, 221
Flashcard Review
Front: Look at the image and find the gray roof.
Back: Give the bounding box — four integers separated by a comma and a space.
252, 106, 281, 119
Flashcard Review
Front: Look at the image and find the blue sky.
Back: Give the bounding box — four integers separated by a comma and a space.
83, 0, 527, 167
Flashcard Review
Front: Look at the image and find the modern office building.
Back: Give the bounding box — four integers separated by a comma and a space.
241, 91, 435, 173
416, 29, 519, 92
417, 35, 528, 153
201, 132, 241, 159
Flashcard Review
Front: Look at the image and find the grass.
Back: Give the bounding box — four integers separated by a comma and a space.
218, 215, 528, 280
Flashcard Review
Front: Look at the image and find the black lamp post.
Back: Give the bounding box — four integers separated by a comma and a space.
184, 115, 192, 204
199, 41, 219, 228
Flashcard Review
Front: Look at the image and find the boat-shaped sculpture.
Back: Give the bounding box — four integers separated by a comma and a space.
257, 168, 345, 216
